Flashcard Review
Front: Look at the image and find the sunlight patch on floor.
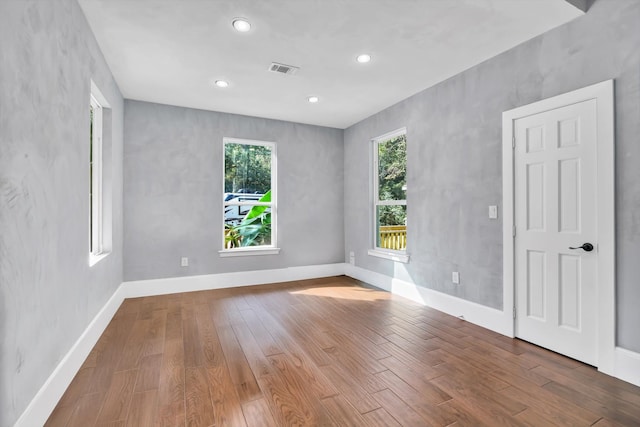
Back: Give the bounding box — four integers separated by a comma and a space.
289, 286, 388, 302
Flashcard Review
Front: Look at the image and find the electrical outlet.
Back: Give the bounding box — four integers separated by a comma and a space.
181, 257, 189, 267
349, 251, 355, 266
452, 271, 460, 284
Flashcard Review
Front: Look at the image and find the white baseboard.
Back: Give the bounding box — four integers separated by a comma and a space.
614, 347, 640, 387
13, 262, 345, 427
121, 263, 346, 298
16, 261, 639, 426
345, 265, 640, 388
344, 264, 512, 336
14, 285, 128, 427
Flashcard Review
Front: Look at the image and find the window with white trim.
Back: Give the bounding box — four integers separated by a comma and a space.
371, 129, 408, 259
89, 81, 111, 266
221, 138, 278, 255
90, 93, 104, 258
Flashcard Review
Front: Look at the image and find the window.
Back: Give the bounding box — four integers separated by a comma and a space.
90, 94, 104, 258
89, 81, 111, 265
221, 138, 278, 256
369, 128, 409, 263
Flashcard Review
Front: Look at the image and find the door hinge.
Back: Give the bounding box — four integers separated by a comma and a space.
512, 136, 515, 149
513, 307, 516, 319
512, 226, 516, 237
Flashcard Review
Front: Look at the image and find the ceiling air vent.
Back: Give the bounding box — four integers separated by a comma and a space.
268, 62, 299, 75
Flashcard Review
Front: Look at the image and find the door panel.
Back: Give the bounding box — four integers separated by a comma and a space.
526, 250, 546, 320
559, 158, 580, 233
559, 253, 580, 330
515, 99, 597, 365
526, 163, 546, 231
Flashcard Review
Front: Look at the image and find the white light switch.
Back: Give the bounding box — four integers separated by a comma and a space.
452, 272, 460, 284
181, 257, 189, 267
489, 205, 498, 219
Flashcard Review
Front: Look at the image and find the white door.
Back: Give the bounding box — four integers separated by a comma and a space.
514, 99, 598, 365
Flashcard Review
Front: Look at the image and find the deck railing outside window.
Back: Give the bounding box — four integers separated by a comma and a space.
379, 225, 407, 251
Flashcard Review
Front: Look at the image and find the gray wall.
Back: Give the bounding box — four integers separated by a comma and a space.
344, 0, 640, 352
0, 0, 124, 425
1, 2, 638, 425
124, 101, 344, 281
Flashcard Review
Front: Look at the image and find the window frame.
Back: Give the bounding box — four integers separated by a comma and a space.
89, 92, 106, 265
368, 128, 410, 263
89, 80, 111, 266
219, 137, 279, 257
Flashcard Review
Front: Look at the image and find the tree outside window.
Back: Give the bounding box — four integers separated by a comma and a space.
374, 131, 407, 251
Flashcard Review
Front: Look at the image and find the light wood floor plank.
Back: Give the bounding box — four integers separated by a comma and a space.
154, 309, 186, 427
371, 388, 431, 426
361, 408, 403, 427
125, 390, 157, 427
205, 364, 248, 427
185, 366, 215, 427
94, 369, 137, 424
242, 398, 276, 427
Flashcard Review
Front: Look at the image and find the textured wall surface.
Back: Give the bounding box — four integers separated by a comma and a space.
344, 0, 640, 351
0, 1, 124, 425
2, 2, 639, 424
124, 101, 344, 281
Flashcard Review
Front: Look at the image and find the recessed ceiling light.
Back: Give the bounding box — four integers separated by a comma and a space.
356, 54, 371, 63
215, 80, 229, 88
232, 18, 251, 32
307, 96, 319, 103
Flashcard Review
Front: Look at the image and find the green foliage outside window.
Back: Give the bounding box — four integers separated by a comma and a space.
225, 190, 272, 248
225, 143, 271, 193
224, 142, 273, 248
377, 134, 407, 226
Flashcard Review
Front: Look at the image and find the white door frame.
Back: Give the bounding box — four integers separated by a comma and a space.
502, 80, 615, 374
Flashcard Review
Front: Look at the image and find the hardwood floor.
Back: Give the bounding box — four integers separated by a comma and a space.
46, 276, 640, 426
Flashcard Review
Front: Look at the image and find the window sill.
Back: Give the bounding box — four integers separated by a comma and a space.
367, 249, 410, 264
89, 251, 110, 267
219, 247, 281, 257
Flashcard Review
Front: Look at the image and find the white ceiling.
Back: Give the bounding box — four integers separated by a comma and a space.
78, 0, 583, 129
